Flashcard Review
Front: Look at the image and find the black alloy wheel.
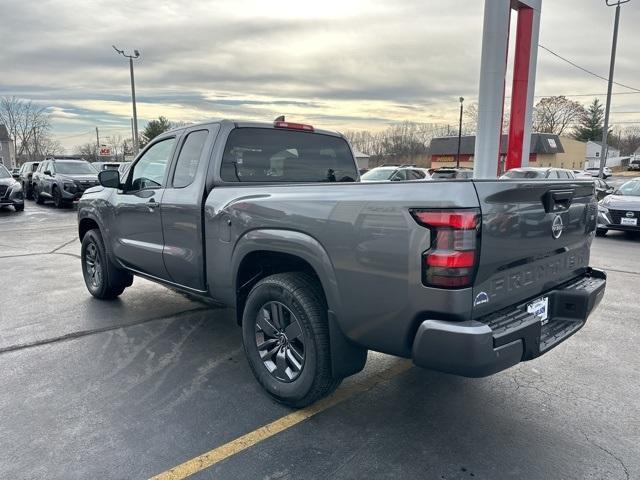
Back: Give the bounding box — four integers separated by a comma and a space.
84, 240, 103, 290
53, 187, 64, 208
255, 301, 305, 383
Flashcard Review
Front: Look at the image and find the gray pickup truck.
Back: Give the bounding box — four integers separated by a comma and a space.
77, 119, 606, 407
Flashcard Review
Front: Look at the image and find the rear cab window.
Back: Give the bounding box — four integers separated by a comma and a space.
220, 128, 357, 183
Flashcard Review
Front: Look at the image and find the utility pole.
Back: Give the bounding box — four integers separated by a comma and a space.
95, 127, 100, 162
599, 0, 630, 178
113, 45, 141, 155
456, 97, 464, 168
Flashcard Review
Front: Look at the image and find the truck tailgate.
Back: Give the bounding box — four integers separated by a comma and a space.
472, 180, 597, 318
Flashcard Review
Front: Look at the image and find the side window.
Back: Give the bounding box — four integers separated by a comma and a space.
50, 163, 56, 174
391, 170, 407, 181
547, 170, 559, 179
410, 170, 425, 179
172, 130, 208, 188
128, 138, 176, 191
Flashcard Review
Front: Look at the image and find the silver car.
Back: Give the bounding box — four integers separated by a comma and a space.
597, 177, 640, 236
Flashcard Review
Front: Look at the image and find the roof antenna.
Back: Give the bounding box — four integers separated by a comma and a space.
274, 115, 285, 122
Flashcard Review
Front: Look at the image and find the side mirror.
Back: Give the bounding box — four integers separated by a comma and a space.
12, 173, 20, 179
44, 170, 52, 176
98, 169, 120, 189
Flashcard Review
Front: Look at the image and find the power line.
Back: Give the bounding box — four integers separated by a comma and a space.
538, 44, 640, 93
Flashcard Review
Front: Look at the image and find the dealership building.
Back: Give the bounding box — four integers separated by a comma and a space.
429, 134, 587, 172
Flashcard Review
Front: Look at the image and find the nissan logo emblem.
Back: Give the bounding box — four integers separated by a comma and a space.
552, 215, 564, 239
626, 212, 635, 218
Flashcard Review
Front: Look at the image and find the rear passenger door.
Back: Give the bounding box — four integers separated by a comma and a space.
161, 126, 218, 290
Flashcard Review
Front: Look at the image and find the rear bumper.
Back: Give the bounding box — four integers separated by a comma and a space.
412, 268, 606, 377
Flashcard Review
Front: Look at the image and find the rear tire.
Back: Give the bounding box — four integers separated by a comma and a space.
242, 272, 341, 408
596, 228, 608, 237
23, 182, 33, 200
81, 229, 133, 299
14, 204, 24, 212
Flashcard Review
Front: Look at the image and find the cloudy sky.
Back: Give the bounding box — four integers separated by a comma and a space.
1, 0, 639, 150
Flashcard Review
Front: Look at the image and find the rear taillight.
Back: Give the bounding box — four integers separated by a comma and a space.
411, 209, 480, 288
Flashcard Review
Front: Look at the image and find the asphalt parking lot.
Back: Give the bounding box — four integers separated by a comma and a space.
1, 193, 639, 480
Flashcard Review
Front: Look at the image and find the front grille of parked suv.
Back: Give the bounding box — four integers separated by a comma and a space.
0, 185, 8, 198
609, 210, 639, 224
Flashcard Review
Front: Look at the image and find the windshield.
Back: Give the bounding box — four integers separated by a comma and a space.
55, 162, 97, 175
0, 165, 10, 179
502, 170, 545, 179
360, 169, 395, 181
616, 180, 640, 197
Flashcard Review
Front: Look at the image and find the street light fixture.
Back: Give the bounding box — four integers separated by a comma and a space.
456, 97, 464, 168
598, 0, 630, 178
113, 45, 141, 155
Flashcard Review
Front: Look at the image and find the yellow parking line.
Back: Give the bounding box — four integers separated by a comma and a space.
150, 359, 413, 480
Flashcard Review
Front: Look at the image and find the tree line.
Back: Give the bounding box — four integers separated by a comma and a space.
2, 95, 639, 166
0, 97, 64, 162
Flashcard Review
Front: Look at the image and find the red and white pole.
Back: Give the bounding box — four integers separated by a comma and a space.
474, 0, 542, 178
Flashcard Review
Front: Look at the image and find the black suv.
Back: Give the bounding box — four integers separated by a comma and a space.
32, 158, 99, 208
17, 161, 40, 199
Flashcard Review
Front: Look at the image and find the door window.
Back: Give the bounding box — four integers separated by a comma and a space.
128, 138, 176, 191
172, 130, 208, 188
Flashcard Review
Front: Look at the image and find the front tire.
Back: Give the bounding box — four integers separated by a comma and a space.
34, 185, 44, 204
81, 229, 133, 299
242, 272, 341, 408
52, 186, 64, 209
14, 204, 24, 212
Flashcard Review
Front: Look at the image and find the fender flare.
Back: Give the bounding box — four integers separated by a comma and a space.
232, 229, 367, 378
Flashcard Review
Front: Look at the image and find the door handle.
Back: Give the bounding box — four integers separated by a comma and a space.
147, 200, 160, 208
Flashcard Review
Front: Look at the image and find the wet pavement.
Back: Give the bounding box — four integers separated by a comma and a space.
0, 200, 638, 479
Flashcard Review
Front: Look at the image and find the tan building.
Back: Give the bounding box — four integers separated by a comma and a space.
429, 134, 586, 172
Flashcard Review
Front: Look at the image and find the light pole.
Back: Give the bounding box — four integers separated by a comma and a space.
598, 0, 630, 178
113, 45, 141, 155
456, 97, 464, 168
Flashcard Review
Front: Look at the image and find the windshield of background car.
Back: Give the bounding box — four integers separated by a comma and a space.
502, 170, 545, 179
221, 128, 357, 183
0, 165, 10, 179
360, 169, 396, 181
55, 162, 98, 175
617, 180, 640, 197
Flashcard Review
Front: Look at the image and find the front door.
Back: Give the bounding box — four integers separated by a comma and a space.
111, 136, 178, 279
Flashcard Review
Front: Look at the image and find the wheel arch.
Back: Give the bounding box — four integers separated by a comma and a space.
233, 229, 366, 378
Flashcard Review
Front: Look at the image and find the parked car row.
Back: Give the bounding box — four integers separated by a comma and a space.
7, 159, 133, 211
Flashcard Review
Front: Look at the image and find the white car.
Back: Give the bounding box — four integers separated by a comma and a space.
573, 170, 593, 179
360, 166, 431, 182
586, 167, 612, 179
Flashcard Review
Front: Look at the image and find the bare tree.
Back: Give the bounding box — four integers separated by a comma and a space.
533, 96, 584, 136
0, 97, 23, 156
73, 142, 98, 161
39, 137, 65, 157
0, 97, 53, 162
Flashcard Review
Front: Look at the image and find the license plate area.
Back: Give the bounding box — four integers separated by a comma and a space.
621, 217, 637, 226
527, 296, 549, 326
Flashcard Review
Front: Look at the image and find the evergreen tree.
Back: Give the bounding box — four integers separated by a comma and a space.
141, 116, 172, 147
573, 99, 605, 142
